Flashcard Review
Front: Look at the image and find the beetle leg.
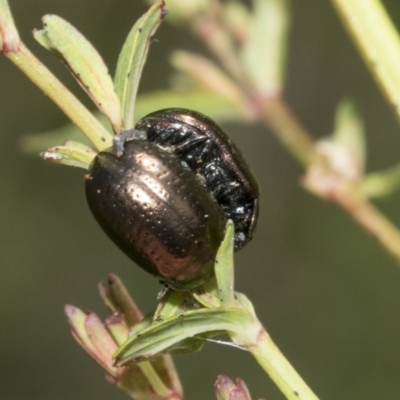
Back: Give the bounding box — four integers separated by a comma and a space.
157, 283, 171, 299
113, 129, 147, 156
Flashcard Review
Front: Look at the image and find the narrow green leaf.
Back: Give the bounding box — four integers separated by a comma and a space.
64, 305, 98, 359
84, 313, 118, 374
114, 0, 167, 129
65, 306, 91, 346
20, 113, 110, 154
37, 15, 121, 131
313, 98, 365, 183
167, 337, 205, 356
362, 164, 400, 198
192, 277, 221, 309
153, 291, 187, 322
100, 273, 144, 327
129, 316, 154, 337
234, 292, 256, 316
333, 98, 365, 173
40, 141, 96, 169
241, 0, 290, 95
32, 29, 52, 49
105, 315, 130, 346
214, 220, 235, 307
114, 308, 252, 365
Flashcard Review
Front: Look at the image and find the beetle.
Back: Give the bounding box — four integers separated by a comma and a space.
85, 109, 259, 290
135, 108, 259, 250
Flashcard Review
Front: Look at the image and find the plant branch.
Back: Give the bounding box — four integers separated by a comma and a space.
257, 97, 318, 167
249, 331, 319, 400
229, 316, 319, 400
331, 183, 400, 261
256, 96, 400, 264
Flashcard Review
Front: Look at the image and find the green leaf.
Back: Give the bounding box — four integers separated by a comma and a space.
167, 337, 205, 356
34, 15, 121, 131
153, 291, 187, 322
32, 28, 52, 49
214, 220, 235, 307
234, 292, 256, 316
40, 141, 96, 169
114, 308, 252, 366
84, 313, 119, 373
65, 305, 95, 353
114, 0, 167, 129
241, 0, 290, 95
313, 98, 365, 182
65, 305, 117, 374
20, 113, 110, 155
99, 273, 144, 327
333, 98, 365, 173
129, 315, 154, 337
192, 277, 221, 309
362, 163, 400, 198
105, 315, 130, 346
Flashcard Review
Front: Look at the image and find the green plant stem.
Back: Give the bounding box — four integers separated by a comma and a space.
4, 42, 113, 151
331, 0, 400, 124
232, 320, 319, 400
257, 96, 400, 264
333, 183, 400, 261
138, 362, 173, 398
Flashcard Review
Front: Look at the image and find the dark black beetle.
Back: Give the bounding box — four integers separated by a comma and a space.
135, 109, 259, 250
85, 109, 259, 290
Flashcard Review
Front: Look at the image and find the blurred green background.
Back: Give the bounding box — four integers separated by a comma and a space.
2, 1, 400, 399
